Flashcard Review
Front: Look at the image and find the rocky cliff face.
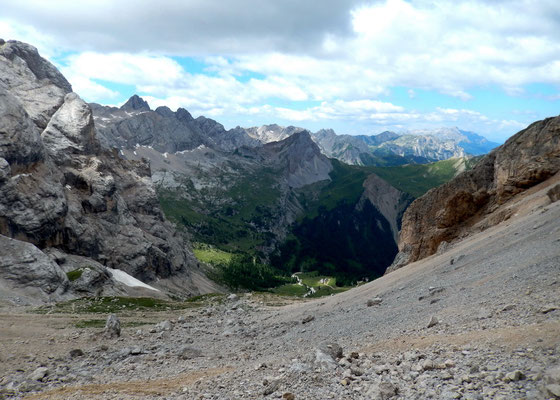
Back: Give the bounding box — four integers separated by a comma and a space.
391, 116, 560, 269
0, 40, 201, 302
359, 174, 413, 243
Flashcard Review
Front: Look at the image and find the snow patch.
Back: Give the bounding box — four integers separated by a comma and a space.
108, 268, 160, 292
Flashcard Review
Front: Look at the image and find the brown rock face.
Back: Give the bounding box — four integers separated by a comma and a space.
396, 116, 560, 266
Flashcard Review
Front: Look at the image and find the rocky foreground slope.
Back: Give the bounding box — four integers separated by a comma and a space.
0, 167, 558, 399
391, 116, 560, 269
0, 40, 210, 303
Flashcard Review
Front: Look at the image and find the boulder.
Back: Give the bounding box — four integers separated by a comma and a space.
104, 314, 121, 338
0, 235, 68, 303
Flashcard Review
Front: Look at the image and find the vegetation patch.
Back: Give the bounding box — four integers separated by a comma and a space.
34, 295, 221, 315
193, 245, 234, 265
74, 319, 154, 329
66, 269, 83, 282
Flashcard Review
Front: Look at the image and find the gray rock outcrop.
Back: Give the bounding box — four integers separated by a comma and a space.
0, 40, 202, 300
0, 235, 69, 303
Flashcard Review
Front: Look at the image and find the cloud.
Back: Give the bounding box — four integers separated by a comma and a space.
0, 0, 362, 55
1, 0, 556, 141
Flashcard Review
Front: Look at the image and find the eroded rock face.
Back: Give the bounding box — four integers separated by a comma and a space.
0, 39, 200, 296
394, 116, 560, 267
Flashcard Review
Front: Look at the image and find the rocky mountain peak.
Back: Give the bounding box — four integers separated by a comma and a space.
0, 39, 72, 93
176, 107, 194, 122
260, 130, 332, 188
121, 94, 151, 112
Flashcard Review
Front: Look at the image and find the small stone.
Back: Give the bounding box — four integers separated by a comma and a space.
351, 367, 365, 376
427, 315, 439, 328
340, 378, 350, 386
546, 365, 560, 384
376, 381, 398, 398
441, 371, 453, 380
423, 359, 435, 371
428, 286, 445, 295
178, 346, 202, 360
227, 294, 238, 301
302, 315, 315, 324
504, 370, 525, 382
546, 384, 560, 398
29, 367, 49, 382
104, 314, 121, 338
501, 304, 516, 312
155, 320, 173, 332
69, 349, 84, 358
444, 359, 455, 368
541, 304, 558, 314
367, 297, 383, 306
130, 346, 142, 355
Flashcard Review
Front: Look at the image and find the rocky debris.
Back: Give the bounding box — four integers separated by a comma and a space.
394, 116, 560, 267
104, 314, 121, 338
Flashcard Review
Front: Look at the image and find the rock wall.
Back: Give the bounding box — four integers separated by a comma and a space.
359, 174, 413, 243
0, 40, 200, 298
392, 116, 560, 268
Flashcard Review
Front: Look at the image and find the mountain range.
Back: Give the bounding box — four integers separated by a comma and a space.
90, 96, 484, 284
92, 96, 499, 167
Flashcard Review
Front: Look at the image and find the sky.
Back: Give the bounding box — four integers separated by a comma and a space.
2, 0, 559, 143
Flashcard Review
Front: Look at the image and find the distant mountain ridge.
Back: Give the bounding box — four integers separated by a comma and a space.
92, 95, 499, 168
